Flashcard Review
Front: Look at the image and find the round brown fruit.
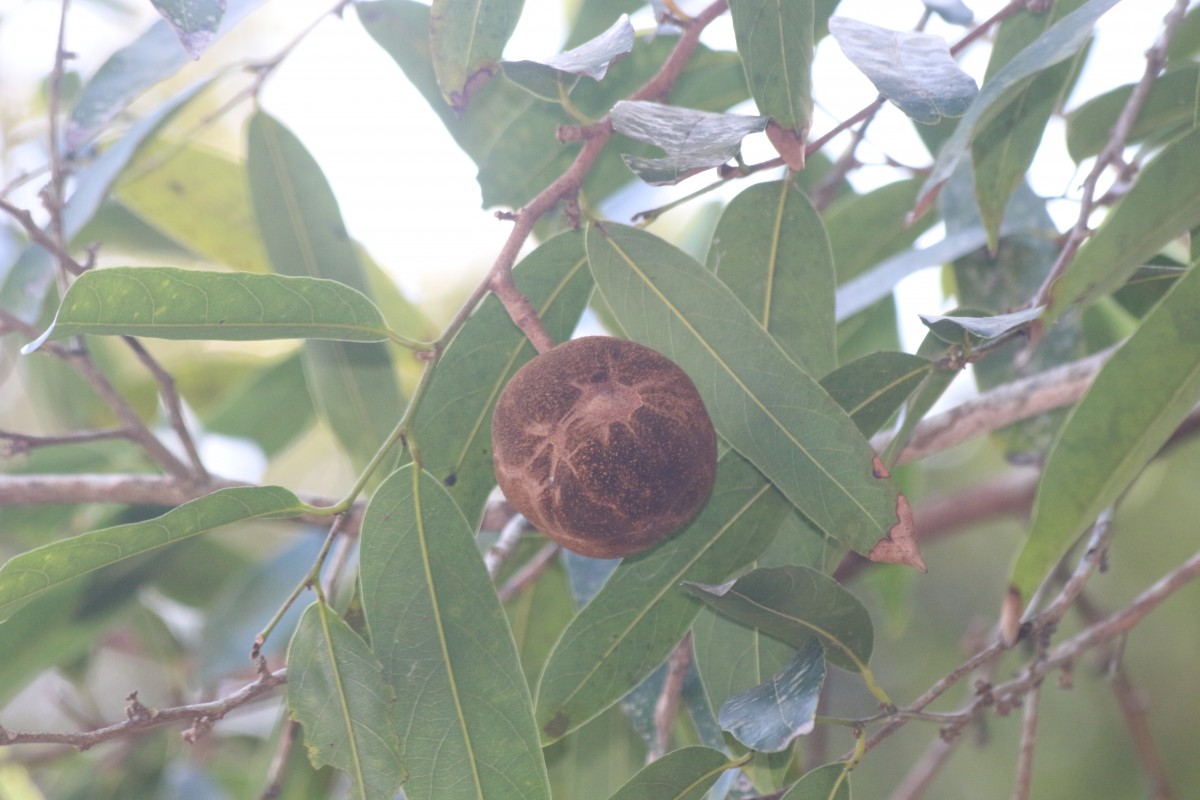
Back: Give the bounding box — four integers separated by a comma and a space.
491, 336, 717, 559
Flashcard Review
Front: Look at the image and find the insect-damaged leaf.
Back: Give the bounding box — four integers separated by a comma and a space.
829, 17, 977, 124
610, 101, 768, 185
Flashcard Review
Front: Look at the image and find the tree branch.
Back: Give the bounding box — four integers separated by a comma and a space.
0, 663, 287, 750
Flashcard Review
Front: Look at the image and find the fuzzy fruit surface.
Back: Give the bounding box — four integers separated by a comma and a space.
491, 336, 718, 558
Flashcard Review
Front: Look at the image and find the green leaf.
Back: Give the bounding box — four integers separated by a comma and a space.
204, 352, 314, 456
246, 110, 402, 467
925, 0, 973, 25
359, 465, 550, 800
683, 565, 874, 674
1, 78, 215, 324
1045, 126, 1200, 323
287, 601, 406, 800
820, 352, 933, 437
1066, 65, 1200, 161
919, 306, 1045, 346
611, 101, 768, 185
535, 450, 789, 744
65, 0, 259, 148
545, 705, 644, 798
35, 267, 393, 346
1011, 261, 1200, 607
587, 223, 917, 566
972, 0, 1086, 249
607, 746, 733, 800
780, 763, 852, 800
0, 486, 304, 623
116, 142, 270, 273
706, 179, 836, 377
150, 0, 226, 58
915, 0, 1122, 216
408, 231, 591, 526
729, 0, 815, 133
430, 0, 524, 110
718, 638, 825, 752
829, 17, 977, 124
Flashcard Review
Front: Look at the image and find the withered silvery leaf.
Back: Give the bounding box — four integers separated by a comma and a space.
923, 0, 974, 25
718, 638, 826, 752
829, 16, 978, 124
611, 100, 768, 185
503, 14, 634, 101
151, 0, 227, 59
919, 305, 1045, 345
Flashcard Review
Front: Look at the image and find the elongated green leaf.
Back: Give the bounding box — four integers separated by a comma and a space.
1011, 262, 1200, 607
116, 142, 269, 272
247, 111, 401, 467
36, 267, 391, 346
608, 746, 733, 800
820, 352, 933, 437
287, 602, 406, 800
545, 705, 645, 798
1066, 65, 1200, 161
706, 179, 836, 377
535, 450, 789, 744
729, 0, 815, 134
1046, 126, 1200, 322
684, 565, 874, 673
408, 231, 591, 526
719, 638, 825, 752
587, 223, 917, 567
1, 78, 215, 324
972, 0, 1086, 248
66, 0, 259, 148
830, 17, 977, 124
915, 0, 1122, 216
359, 465, 550, 800
430, 0, 524, 109
151, 0, 226, 58
780, 763, 851, 800
204, 352, 314, 456
0, 486, 303, 623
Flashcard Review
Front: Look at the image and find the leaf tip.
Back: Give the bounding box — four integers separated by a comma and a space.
868, 493, 925, 572
765, 120, 807, 171
20, 317, 57, 355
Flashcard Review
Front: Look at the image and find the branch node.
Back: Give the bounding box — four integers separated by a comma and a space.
125, 691, 154, 723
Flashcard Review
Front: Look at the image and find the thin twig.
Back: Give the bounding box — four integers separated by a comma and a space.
259, 720, 302, 800
485, 512, 529, 578
497, 542, 560, 603
888, 734, 961, 800
0, 663, 287, 750
0, 198, 84, 275
649, 633, 693, 763
1011, 674, 1043, 800
1031, 0, 1192, 314
121, 337, 208, 480
0, 427, 131, 457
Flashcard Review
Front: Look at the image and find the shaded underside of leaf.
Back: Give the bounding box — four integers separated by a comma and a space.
684, 564, 874, 673
287, 601, 406, 800
718, 637, 825, 752
611, 101, 768, 185
359, 465, 550, 800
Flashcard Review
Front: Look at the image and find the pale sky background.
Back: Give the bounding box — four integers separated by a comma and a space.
0, 0, 1178, 339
